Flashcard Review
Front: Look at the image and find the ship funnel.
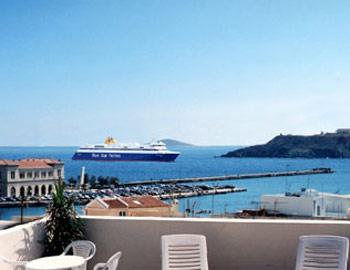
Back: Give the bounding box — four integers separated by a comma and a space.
105, 136, 117, 145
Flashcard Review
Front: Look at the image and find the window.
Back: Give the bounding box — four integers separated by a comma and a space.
27, 172, 33, 178
34, 186, 39, 196
0, 171, 2, 179
20, 172, 25, 179
48, 171, 53, 177
34, 171, 39, 178
11, 171, 16, 179
57, 169, 61, 177
20, 186, 25, 197
41, 171, 47, 178
119, 211, 127, 216
10, 187, 16, 197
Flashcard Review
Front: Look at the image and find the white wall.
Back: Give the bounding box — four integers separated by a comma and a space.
323, 195, 350, 217
261, 195, 314, 216
83, 216, 350, 270
2, 217, 350, 270
0, 220, 45, 270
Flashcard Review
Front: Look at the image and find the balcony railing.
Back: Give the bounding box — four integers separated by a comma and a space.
1, 216, 350, 270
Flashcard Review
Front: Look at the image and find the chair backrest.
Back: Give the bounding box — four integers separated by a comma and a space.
295, 235, 349, 270
106, 252, 122, 270
162, 234, 208, 270
66, 240, 96, 260
93, 252, 122, 270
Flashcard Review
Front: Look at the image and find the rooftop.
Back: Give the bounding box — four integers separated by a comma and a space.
101, 196, 170, 209
0, 159, 63, 168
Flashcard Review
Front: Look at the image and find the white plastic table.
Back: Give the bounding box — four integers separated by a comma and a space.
26, 255, 85, 270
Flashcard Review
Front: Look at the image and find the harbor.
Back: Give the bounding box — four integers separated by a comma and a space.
120, 167, 334, 186
0, 167, 332, 208
0, 147, 343, 220
0, 183, 247, 207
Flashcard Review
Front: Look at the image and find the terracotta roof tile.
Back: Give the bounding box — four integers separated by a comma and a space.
103, 198, 128, 208
0, 160, 18, 166
0, 159, 62, 168
103, 196, 169, 209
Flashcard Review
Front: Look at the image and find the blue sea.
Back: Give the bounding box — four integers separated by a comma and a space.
1, 146, 350, 220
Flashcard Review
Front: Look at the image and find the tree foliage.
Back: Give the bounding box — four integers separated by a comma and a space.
44, 179, 85, 255
68, 177, 77, 188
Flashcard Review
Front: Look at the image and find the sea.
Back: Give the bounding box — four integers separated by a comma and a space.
1, 146, 350, 220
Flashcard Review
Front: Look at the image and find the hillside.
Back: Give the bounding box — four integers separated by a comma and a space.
222, 133, 350, 158
161, 139, 194, 147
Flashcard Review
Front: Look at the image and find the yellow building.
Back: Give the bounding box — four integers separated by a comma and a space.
85, 195, 182, 217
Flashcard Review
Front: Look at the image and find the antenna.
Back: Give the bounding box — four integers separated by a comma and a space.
223, 203, 229, 216
284, 164, 290, 193
211, 193, 215, 216
185, 199, 190, 217
251, 200, 261, 210
191, 201, 197, 217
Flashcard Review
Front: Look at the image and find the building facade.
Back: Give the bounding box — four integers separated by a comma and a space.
0, 159, 64, 197
261, 188, 350, 218
85, 196, 182, 217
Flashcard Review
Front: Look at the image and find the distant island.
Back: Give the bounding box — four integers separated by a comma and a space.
161, 139, 194, 147
222, 129, 350, 158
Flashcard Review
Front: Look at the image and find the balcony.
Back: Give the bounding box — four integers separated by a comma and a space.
1, 216, 350, 270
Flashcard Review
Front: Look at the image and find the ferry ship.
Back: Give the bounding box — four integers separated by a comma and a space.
72, 137, 180, 162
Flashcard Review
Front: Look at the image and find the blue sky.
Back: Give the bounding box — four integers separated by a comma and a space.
1, 1, 350, 146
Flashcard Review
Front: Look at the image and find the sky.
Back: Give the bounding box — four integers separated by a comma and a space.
1, 0, 350, 146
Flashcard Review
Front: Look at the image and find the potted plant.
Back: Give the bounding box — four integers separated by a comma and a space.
44, 179, 84, 255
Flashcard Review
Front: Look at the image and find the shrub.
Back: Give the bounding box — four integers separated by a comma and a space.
44, 179, 84, 255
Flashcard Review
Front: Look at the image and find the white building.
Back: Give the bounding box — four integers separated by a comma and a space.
0, 159, 64, 197
336, 128, 350, 134
261, 188, 350, 218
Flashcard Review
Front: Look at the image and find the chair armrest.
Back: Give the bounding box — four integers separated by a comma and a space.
85, 254, 95, 261
10, 260, 28, 266
0, 256, 28, 266
93, 262, 106, 270
61, 244, 72, 256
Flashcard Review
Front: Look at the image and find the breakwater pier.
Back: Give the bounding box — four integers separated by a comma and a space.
157, 187, 247, 200
121, 168, 333, 186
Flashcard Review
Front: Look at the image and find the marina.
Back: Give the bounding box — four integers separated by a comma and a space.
0, 146, 346, 220
0, 183, 247, 207
157, 186, 247, 200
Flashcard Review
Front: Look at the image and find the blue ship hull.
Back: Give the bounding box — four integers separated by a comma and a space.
72, 151, 179, 162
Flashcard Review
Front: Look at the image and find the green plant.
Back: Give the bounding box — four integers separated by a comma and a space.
110, 177, 119, 186
68, 177, 77, 188
44, 179, 85, 255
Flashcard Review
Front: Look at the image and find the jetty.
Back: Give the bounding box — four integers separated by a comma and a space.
157, 187, 247, 200
120, 168, 333, 186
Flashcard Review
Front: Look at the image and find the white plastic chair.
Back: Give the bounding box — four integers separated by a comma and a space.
93, 251, 122, 270
162, 234, 208, 270
295, 235, 349, 270
61, 240, 96, 270
0, 255, 27, 270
